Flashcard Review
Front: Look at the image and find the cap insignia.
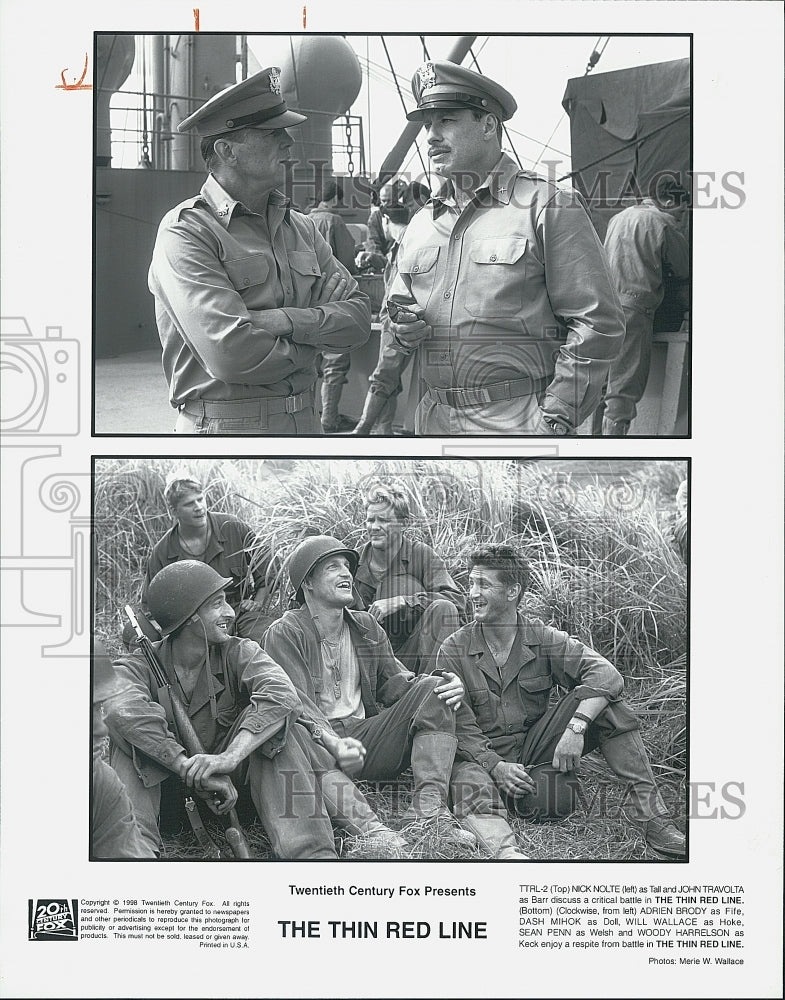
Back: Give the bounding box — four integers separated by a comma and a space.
269, 68, 282, 95
418, 62, 437, 92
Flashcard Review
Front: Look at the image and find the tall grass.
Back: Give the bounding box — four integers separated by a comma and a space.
94, 458, 687, 860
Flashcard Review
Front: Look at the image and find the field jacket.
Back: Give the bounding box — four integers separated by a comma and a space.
353, 536, 464, 614
437, 614, 624, 773
263, 606, 416, 727
106, 636, 301, 787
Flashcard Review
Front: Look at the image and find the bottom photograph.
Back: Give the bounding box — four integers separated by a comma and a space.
92, 457, 688, 863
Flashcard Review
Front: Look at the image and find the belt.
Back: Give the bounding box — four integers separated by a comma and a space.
425, 376, 549, 409
181, 389, 312, 419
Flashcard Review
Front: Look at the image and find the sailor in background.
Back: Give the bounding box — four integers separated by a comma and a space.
148, 68, 370, 435
383, 61, 624, 435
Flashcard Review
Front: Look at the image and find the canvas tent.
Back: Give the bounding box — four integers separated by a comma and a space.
562, 58, 690, 239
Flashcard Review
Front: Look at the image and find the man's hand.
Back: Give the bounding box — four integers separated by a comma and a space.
367, 595, 407, 621
321, 732, 367, 776
181, 750, 238, 792
433, 670, 464, 712
552, 730, 584, 772
312, 270, 350, 305
492, 761, 536, 796
389, 304, 431, 353
238, 598, 265, 614
195, 774, 238, 816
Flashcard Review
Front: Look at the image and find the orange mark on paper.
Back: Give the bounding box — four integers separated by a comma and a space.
194, 8, 200, 30
55, 52, 92, 91
302, 6, 307, 28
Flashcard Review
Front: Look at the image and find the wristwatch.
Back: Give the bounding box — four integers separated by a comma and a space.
567, 718, 588, 736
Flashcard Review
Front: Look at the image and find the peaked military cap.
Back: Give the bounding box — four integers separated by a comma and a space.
178, 67, 307, 138
408, 61, 517, 122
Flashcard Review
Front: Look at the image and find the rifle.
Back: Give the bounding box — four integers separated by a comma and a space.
124, 605, 252, 859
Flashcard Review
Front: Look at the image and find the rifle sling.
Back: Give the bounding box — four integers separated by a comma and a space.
184, 796, 222, 859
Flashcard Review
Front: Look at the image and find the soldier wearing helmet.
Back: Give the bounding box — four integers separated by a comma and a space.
105, 560, 404, 858
263, 535, 475, 847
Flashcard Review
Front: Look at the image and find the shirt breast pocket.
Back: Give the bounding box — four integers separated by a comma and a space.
398, 246, 440, 311
224, 253, 270, 291
288, 250, 322, 301
465, 236, 528, 318
517, 672, 553, 723
467, 688, 496, 730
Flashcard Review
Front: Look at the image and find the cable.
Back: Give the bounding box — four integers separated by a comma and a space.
532, 36, 611, 171
467, 44, 522, 169
380, 35, 428, 179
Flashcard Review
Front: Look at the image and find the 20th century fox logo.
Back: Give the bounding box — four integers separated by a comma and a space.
28, 900, 79, 941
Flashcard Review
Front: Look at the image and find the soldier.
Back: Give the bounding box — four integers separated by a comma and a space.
602, 177, 690, 435
352, 484, 463, 674
105, 561, 405, 859
264, 536, 475, 846
148, 67, 370, 434
381, 61, 624, 435
439, 545, 686, 859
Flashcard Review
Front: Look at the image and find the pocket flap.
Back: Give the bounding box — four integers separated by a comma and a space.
469, 237, 528, 265
287, 250, 321, 277
398, 246, 439, 275
224, 254, 270, 288
518, 673, 552, 693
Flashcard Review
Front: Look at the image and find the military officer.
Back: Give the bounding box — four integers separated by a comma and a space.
382, 61, 624, 435
149, 68, 370, 434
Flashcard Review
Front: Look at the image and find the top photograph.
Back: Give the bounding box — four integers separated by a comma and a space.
93, 32, 691, 437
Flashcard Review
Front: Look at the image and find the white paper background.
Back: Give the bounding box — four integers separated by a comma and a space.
0, 2, 782, 997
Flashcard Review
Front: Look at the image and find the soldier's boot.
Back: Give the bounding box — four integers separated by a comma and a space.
319, 768, 408, 856
351, 390, 390, 436
320, 382, 346, 434
600, 730, 685, 857
602, 416, 631, 436
370, 395, 397, 436
400, 733, 477, 848
460, 814, 529, 860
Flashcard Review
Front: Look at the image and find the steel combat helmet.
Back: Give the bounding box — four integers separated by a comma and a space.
146, 561, 233, 635
287, 535, 358, 604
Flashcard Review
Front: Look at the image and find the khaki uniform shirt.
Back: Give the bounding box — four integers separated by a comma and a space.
385, 154, 624, 428
149, 175, 370, 407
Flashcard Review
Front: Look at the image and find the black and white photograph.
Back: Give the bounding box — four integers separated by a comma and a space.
93, 456, 688, 863
93, 33, 691, 437
1, 0, 783, 996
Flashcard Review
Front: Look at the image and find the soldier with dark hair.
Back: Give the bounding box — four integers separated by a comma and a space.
105, 560, 405, 859
439, 544, 686, 859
